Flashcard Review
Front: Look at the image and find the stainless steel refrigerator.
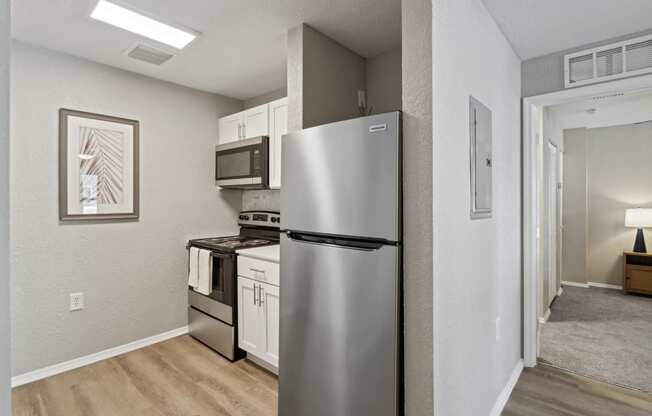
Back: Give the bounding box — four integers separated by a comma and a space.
280, 112, 402, 416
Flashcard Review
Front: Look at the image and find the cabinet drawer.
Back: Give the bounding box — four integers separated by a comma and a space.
627, 265, 652, 293
238, 256, 279, 286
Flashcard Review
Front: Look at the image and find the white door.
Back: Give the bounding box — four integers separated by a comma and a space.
219, 112, 244, 144
268, 97, 288, 189
258, 283, 279, 367
237, 277, 261, 353
243, 104, 269, 139
547, 142, 559, 306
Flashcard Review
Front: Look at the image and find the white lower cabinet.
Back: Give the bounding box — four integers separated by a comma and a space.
237, 276, 279, 369
237, 277, 261, 353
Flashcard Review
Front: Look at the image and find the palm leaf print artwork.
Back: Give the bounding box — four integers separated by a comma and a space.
78, 126, 124, 211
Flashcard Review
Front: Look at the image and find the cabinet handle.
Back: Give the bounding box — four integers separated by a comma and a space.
238, 124, 242, 138
258, 285, 264, 306
250, 267, 265, 274
242, 123, 246, 138
253, 283, 258, 305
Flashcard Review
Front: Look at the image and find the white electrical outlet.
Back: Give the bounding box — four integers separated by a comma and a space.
70, 292, 84, 311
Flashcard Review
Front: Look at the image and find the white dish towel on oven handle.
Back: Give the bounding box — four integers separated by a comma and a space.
195, 249, 213, 296
188, 247, 200, 288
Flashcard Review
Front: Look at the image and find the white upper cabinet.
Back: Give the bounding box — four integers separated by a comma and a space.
243, 104, 269, 139
217, 97, 288, 188
218, 112, 244, 144
268, 97, 288, 189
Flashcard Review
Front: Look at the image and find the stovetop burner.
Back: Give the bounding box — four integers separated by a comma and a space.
189, 236, 276, 252
188, 210, 280, 253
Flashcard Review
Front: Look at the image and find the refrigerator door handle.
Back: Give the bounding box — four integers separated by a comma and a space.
285, 231, 386, 252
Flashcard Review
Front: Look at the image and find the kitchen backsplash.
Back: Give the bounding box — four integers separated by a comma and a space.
242, 190, 280, 212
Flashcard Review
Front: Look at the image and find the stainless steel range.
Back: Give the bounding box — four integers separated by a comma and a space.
187, 211, 280, 360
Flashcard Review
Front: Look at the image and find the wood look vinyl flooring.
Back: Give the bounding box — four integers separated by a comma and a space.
13, 337, 652, 416
503, 364, 652, 416
12, 335, 277, 416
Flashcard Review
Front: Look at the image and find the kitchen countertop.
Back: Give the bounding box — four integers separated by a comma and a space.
237, 244, 280, 263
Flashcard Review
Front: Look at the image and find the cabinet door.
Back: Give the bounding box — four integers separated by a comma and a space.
218, 112, 244, 144
259, 283, 280, 367
243, 104, 269, 138
268, 97, 288, 189
237, 277, 260, 354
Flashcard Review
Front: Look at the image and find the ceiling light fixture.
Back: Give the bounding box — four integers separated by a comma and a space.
90, 0, 198, 49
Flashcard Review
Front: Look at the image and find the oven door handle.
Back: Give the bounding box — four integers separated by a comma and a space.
210, 252, 234, 259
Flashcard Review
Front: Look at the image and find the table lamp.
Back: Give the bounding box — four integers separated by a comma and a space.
625, 208, 652, 253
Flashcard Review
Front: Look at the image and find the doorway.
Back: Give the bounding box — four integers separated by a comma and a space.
523, 75, 652, 385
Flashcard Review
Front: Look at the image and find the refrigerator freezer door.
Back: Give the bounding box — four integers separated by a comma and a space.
281, 112, 401, 242
279, 233, 400, 416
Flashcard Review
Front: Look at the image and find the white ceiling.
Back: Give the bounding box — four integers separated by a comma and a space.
481, 0, 652, 60
12, 0, 401, 99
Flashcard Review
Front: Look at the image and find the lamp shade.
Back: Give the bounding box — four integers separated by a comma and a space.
625, 208, 652, 228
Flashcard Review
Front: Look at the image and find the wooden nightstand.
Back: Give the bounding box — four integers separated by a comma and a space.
623, 251, 652, 295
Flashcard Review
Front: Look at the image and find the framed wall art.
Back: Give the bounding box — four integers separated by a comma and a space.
59, 109, 139, 221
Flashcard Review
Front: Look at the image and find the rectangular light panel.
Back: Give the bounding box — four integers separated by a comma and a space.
91, 0, 197, 49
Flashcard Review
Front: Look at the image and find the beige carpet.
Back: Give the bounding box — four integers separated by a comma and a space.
539, 285, 652, 392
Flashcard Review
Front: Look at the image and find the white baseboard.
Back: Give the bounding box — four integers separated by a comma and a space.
588, 281, 623, 290
11, 326, 188, 388
557, 286, 564, 297
561, 280, 589, 288
489, 359, 524, 416
561, 280, 622, 290
538, 308, 551, 325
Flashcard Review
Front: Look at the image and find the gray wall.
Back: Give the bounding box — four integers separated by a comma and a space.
302, 25, 365, 128
522, 28, 652, 97
287, 24, 366, 130
366, 48, 402, 114
563, 123, 652, 286
433, 0, 522, 414
402, 0, 433, 414
562, 128, 589, 284
243, 87, 287, 110
10, 42, 243, 376
0, 0, 10, 412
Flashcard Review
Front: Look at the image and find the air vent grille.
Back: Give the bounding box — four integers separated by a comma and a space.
127, 44, 174, 65
625, 39, 652, 72
564, 34, 652, 88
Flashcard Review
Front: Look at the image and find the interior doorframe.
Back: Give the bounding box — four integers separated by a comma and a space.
522, 73, 652, 367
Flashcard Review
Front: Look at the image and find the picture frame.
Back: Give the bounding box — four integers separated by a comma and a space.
59, 109, 140, 221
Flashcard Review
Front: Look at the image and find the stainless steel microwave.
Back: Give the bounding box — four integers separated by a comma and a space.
215, 136, 269, 189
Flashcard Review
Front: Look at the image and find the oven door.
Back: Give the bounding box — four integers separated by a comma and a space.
188, 252, 235, 324
215, 136, 268, 188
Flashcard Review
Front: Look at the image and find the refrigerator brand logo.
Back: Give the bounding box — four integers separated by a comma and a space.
369, 124, 387, 133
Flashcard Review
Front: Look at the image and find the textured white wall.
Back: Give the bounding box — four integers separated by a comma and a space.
10, 42, 243, 376
402, 0, 433, 414
0, 0, 10, 413
433, 0, 522, 414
